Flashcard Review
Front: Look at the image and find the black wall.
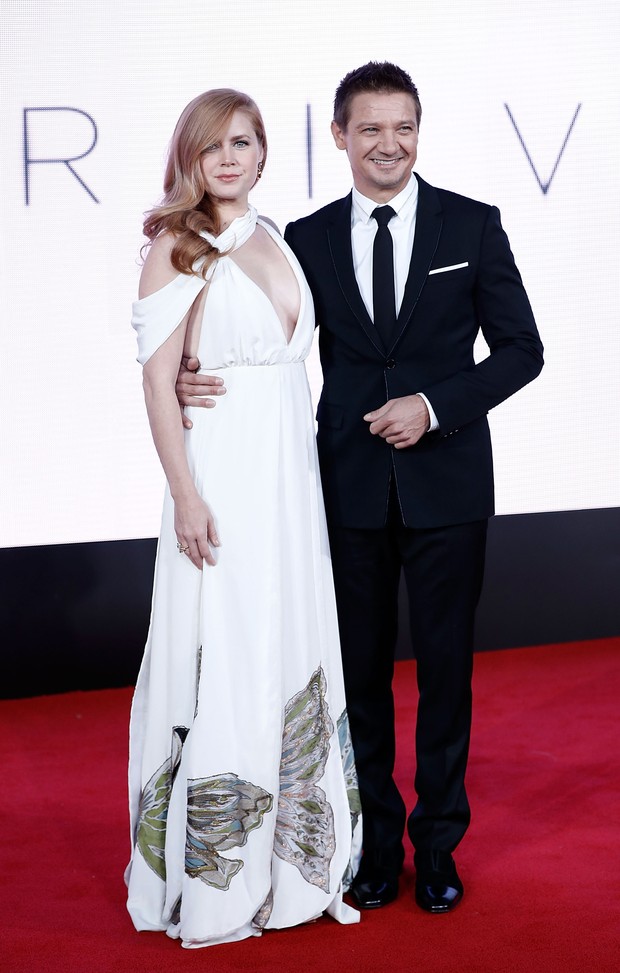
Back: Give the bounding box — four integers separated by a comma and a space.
2, 507, 619, 698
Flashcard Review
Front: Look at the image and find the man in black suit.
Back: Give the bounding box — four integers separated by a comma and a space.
178, 62, 543, 913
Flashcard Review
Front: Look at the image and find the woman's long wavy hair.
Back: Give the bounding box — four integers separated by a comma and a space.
143, 89, 267, 278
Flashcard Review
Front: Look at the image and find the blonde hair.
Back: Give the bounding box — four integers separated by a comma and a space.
143, 89, 267, 278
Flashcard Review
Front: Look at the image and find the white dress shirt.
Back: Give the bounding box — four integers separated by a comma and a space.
350, 173, 438, 431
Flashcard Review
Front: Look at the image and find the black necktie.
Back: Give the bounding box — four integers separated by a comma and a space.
371, 205, 397, 347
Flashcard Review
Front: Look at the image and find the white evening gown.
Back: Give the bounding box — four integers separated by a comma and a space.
126, 207, 361, 948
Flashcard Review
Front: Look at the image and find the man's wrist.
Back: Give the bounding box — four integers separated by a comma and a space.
416, 392, 438, 432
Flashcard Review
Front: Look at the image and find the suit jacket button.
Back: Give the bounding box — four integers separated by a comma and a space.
386, 358, 396, 369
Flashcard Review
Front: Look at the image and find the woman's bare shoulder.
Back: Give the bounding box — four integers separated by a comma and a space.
139, 232, 178, 299
258, 215, 281, 235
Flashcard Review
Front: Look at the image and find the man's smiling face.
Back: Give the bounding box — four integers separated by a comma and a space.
331, 91, 419, 203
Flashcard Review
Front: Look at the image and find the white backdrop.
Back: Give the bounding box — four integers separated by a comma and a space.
1, 0, 619, 547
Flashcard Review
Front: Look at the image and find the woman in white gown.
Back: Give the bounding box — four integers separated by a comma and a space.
125, 89, 361, 948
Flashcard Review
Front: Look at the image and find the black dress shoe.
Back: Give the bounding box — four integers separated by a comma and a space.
350, 871, 399, 909
414, 850, 463, 914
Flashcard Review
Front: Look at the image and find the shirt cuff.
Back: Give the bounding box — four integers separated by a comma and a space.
417, 392, 439, 433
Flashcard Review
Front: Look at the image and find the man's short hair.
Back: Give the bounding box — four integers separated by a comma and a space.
333, 61, 422, 131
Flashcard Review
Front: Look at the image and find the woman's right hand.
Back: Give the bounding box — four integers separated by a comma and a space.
174, 493, 221, 569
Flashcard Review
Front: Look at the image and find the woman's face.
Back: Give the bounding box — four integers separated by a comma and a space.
199, 110, 263, 208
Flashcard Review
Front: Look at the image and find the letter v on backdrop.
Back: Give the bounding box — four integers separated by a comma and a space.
504, 104, 582, 195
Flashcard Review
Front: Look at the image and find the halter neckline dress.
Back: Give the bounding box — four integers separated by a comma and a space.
126, 207, 361, 948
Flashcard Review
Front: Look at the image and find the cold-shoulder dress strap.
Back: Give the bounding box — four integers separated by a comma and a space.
131, 273, 208, 366
131, 206, 259, 365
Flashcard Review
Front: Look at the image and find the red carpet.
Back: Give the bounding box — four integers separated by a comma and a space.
1, 639, 619, 972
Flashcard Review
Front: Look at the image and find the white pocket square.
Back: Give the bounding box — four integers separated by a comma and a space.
428, 262, 469, 276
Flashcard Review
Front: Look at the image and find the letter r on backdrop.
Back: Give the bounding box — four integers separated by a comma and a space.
23, 107, 100, 205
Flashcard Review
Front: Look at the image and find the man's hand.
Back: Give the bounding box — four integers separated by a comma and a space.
364, 394, 430, 448
176, 357, 226, 430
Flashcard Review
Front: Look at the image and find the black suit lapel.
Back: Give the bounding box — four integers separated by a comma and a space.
389, 174, 443, 353
327, 194, 385, 356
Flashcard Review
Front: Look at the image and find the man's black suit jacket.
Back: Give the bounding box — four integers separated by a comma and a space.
284, 174, 544, 530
